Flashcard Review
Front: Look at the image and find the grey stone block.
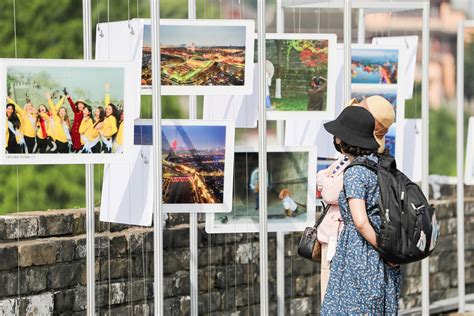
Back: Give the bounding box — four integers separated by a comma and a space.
0, 271, 19, 296
73, 285, 86, 311
22, 267, 48, 293
38, 213, 74, 237
18, 241, 57, 267
48, 262, 82, 289
0, 245, 18, 271
18, 292, 54, 315
55, 239, 75, 263
198, 291, 221, 314
109, 235, 128, 257
0, 216, 38, 240
290, 297, 313, 315
54, 288, 75, 313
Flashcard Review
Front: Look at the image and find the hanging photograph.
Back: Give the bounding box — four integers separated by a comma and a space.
205, 146, 317, 233
140, 19, 255, 95
134, 119, 235, 212
264, 33, 337, 120
351, 46, 399, 84
351, 84, 400, 120
0, 58, 138, 165
372, 36, 418, 99
465, 117, 474, 185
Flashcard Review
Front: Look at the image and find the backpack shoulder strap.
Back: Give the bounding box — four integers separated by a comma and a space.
344, 156, 378, 174
378, 154, 397, 170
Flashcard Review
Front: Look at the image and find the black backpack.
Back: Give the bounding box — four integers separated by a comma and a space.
345, 155, 439, 265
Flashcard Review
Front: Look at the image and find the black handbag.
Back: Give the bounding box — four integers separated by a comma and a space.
297, 202, 331, 262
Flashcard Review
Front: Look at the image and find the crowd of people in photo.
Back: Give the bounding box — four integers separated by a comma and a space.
5, 84, 124, 155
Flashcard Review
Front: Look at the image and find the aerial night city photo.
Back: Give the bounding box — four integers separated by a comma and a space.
142, 24, 247, 86
161, 125, 227, 204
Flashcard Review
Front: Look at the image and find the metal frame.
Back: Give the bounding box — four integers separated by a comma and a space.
457, 19, 474, 314
274, 1, 431, 315
188, 0, 199, 314
257, 0, 269, 314
79, 1, 435, 315
82, 1, 95, 315
150, 0, 164, 314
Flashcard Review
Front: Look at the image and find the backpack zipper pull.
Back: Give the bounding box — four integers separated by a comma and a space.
401, 191, 405, 200
385, 209, 390, 222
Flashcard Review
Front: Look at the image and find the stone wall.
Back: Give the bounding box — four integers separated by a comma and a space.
0, 181, 473, 315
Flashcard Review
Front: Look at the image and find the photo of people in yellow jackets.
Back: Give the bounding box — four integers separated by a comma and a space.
5, 64, 125, 155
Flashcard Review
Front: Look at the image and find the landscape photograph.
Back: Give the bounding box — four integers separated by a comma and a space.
142, 22, 248, 88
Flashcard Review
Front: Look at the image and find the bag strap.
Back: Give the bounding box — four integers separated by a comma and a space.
314, 201, 331, 228
344, 156, 378, 174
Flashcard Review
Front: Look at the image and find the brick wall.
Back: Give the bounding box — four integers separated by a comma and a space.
0, 182, 473, 315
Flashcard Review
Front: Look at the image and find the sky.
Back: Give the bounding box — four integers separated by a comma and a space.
143, 24, 246, 48
162, 125, 226, 151
8, 66, 124, 101
352, 49, 399, 63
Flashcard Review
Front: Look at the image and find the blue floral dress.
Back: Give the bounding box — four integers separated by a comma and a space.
321, 155, 401, 315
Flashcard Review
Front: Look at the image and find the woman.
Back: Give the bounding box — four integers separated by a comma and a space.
64, 87, 85, 152
320, 105, 400, 315
36, 104, 54, 153
100, 103, 119, 153
7, 97, 37, 153
46, 93, 71, 153
317, 96, 395, 302
5, 103, 23, 153
113, 110, 124, 153
79, 105, 101, 153
92, 106, 105, 152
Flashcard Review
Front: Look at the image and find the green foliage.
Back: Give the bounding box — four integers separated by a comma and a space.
465, 34, 474, 100
0, 164, 105, 214
429, 107, 456, 176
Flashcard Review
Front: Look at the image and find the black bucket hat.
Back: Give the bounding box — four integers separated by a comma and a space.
324, 106, 379, 150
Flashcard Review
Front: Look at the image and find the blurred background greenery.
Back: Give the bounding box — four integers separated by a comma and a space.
0, 0, 472, 214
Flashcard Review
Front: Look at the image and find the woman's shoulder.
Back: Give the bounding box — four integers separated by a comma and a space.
344, 155, 378, 179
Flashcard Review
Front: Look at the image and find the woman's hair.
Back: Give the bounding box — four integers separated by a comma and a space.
107, 103, 121, 129
340, 141, 377, 157
93, 106, 105, 127
6, 103, 21, 130
59, 107, 70, 127
83, 105, 93, 121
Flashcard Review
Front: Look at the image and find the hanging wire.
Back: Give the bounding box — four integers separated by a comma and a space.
12, 0, 17, 58
292, 8, 296, 33
12, 0, 22, 308
298, 8, 302, 33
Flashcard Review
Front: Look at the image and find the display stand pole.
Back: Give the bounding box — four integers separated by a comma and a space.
357, 8, 365, 44
276, 123, 285, 316
276, 231, 286, 315
82, 1, 95, 315
275, 3, 286, 315
420, 3, 430, 315
456, 19, 474, 314
456, 19, 466, 314
257, 0, 269, 314
150, 0, 164, 314
343, 0, 351, 103
187, 0, 198, 315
